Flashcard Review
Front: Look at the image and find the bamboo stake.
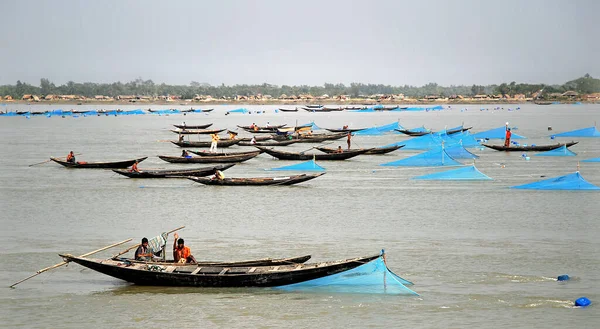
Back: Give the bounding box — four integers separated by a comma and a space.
111, 226, 185, 258
9, 238, 132, 288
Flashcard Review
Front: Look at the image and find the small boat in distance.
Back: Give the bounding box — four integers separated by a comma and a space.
482, 141, 578, 152
112, 164, 235, 178
188, 172, 325, 186
50, 157, 148, 169
158, 151, 261, 163
173, 123, 213, 129
171, 139, 241, 148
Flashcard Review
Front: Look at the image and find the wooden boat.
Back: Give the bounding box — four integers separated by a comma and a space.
482, 141, 578, 152
256, 147, 372, 160
238, 135, 272, 142
188, 150, 264, 157
316, 145, 404, 155
171, 128, 225, 135
278, 108, 298, 112
173, 123, 213, 129
324, 127, 367, 133
50, 157, 148, 169
238, 124, 286, 130
238, 140, 299, 146
158, 151, 260, 163
374, 106, 400, 111
59, 253, 380, 287
188, 172, 325, 186
112, 164, 235, 178
394, 129, 431, 136
171, 139, 241, 148
115, 254, 312, 267
302, 107, 344, 112
270, 132, 347, 143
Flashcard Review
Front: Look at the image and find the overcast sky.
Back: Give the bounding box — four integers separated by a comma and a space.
1, 0, 598, 87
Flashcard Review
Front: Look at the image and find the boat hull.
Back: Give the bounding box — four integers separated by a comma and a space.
51, 157, 148, 169
256, 146, 372, 160
112, 164, 235, 178
482, 141, 578, 151
188, 173, 324, 186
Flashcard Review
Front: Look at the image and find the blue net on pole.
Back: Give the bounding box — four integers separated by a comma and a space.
510, 172, 600, 190
380, 148, 462, 167
275, 255, 418, 295
534, 145, 577, 157
472, 126, 526, 140
412, 165, 492, 180
266, 159, 326, 172
582, 157, 600, 163
551, 126, 600, 138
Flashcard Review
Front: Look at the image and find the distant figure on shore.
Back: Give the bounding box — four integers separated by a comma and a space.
210, 133, 220, 153
66, 151, 76, 163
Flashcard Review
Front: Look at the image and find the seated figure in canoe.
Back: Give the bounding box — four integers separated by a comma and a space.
181, 150, 192, 158
211, 169, 225, 180
66, 151, 76, 163
135, 237, 160, 261
173, 233, 197, 264
129, 160, 140, 173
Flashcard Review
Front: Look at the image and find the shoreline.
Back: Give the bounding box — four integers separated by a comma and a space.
1, 99, 597, 106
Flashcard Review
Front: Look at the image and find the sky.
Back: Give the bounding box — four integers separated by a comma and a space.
1, 0, 598, 87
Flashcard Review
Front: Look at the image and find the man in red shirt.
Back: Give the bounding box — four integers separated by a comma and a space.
173, 233, 197, 264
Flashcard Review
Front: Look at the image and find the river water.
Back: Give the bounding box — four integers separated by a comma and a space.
1, 103, 599, 328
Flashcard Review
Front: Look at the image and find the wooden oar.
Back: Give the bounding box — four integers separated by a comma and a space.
9, 238, 132, 288
111, 226, 185, 258
29, 153, 82, 167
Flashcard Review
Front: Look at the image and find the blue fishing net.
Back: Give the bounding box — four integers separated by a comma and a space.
472, 126, 526, 140
266, 159, 326, 172
510, 172, 600, 190
551, 126, 600, 138
412, 165, 492, 180
380, 148, 462, 167
276, 255, 418, 295
534, 145, 577, 157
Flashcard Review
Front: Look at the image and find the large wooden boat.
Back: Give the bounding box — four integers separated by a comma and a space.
238, 135, 272, 142
188, 172, 325, 186
158, 151, 260, 163
278, 108, 298, 112
173, 123, 213, 129
324, 127, 368, 133
114, 254, 312, 267
482, 141, 578, 152
170, 139, 241, 148
59, 253, 380, 287
112, 164, 235, 178
256, 147, 372, 160
270, 132, 347, 143
316, 145, 404, 155
302, 106, 344, 112
188, 150, 264, 157
171, 128, 225, 135
50, 157, 148, 169
238, 140, 300, 146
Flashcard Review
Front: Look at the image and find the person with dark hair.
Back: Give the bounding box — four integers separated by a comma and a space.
134, 237, 154, 261
66, 151, 76, 163
504, 123, 512, 147
173, 233, 197, 264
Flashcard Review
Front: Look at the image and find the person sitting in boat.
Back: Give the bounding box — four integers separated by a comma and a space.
342, 125, 348, 130
130, 160, 140, 173
173, 233, 197, 264
335, 146, 344, 153
66, 151, 76, 163
178, 134, 184, 142
212, 169, 225, 180
266, 121, 271, 128
181, 150, 192, 158
135, 237, 156, 261
228, 131, 237, 140
250, 136, 257, 144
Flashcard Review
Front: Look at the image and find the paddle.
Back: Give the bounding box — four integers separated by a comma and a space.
29, 153, 82, 167
9, 238, 132, 288
111, 225, 185, 258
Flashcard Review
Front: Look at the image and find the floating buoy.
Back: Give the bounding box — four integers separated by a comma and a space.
557, 274, 570, 281
575, 297, 591, 307
550, 135, 555, 139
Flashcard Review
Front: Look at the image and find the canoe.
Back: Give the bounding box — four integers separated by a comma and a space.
482, 141, 578, 152
238, 135, 272, 142
316, 145, 404, 155
270, 132, 347, 143
59, 253, 380, 287
374, 106, 400, 111
112, 164, 235, 178
278, 108, 298, 112
188, 150, 264, 157
171, 128, 225, 135
238, 124, 286, 130
238, 140, 300, 146
171, 139, 241, 148
256, 146, 372, 160
188, 172, 325, 186
395, 126, 471, 136
50, 157, 148, 169
158, 151, 261, 163
302, 107, 344, 112
114, 254, 312, 267
173, 123, 213, 129
324, 127, 368, 133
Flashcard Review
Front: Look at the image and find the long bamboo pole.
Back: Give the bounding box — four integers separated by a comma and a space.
111, 226, 185, 258
9, 238, 132, 288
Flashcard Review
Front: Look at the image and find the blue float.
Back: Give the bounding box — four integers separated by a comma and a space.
557, 274, 570, 281
575, 297, 591, 307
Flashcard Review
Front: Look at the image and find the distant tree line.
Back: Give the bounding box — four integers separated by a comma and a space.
0, 75, 598, 100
